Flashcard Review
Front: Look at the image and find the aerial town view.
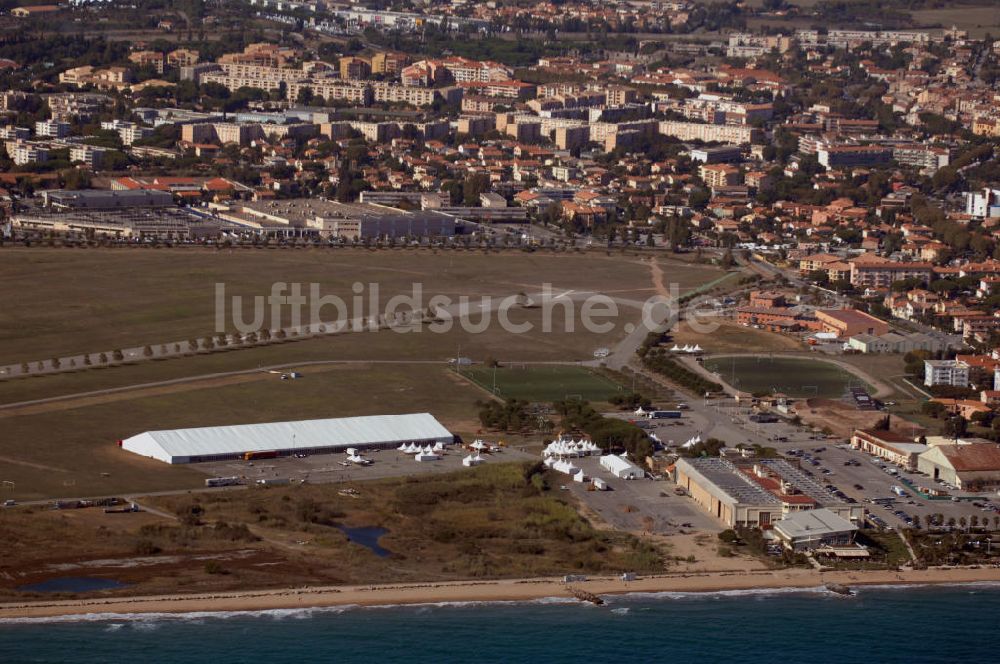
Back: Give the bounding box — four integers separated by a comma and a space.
2, 0, 1000, 660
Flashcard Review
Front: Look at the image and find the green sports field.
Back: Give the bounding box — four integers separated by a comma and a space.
702, 356, 869, 398
460, 365, 624, 402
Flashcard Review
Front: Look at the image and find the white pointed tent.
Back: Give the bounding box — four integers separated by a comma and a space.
462, 454, 485, 467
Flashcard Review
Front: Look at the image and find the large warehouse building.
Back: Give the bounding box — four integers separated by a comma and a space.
121, 413, 454, 464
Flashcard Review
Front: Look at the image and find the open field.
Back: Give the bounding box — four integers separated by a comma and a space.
837, 354, 914, 400
0, 305, 631, 407
911, 6, 1000, 38
671, 320, 804, 354
460, 365, 624, 402
0, 463, 663, 601
0, 364, 491, 501
0, 248, 722, 366
703, 356, 870, 397
798, 398, 919, 439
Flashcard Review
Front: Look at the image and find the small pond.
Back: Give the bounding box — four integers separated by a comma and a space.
337, 526, 392, 557
18, 577, 130, 593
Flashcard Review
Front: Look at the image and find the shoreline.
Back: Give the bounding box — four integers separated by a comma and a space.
2, 567, 1000, 621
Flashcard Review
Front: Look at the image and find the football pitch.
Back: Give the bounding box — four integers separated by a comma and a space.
460, 365, 624, 402
702, 356, 869, 398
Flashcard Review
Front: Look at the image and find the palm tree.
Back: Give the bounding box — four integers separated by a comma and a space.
112, 349, 123, 362
959, 516, 968, 532
143, 345, 153, 358
51, 358, 61, 370
188, 340, 198, 353
20, 362, 29, 374
98, 352, 108, 365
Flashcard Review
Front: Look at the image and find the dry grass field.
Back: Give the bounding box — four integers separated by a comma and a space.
0, 364, 494, 501
0, 248, 720, 366
670, 320, 804, 354
911, 6, 1000, 38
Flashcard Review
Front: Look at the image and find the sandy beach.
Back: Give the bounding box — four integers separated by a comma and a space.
2, 567, 999, 620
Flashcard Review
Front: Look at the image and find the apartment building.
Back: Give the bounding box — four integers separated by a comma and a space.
440, 56, 512, 83
370, 82, 438, 107
460, 80, 536, 99
45, 93, 111, 122
658, 120, 761, 144
370, 51, 409, 75
0, 126, 30, 140
69, 144, 107, 168
167, 49, 200, 68
965, 187, 1000, 219
892, 144, 951, 172
404, 57, 512, 87
817, 144, 893, 168
181, 122, 262, 146
339, 56, 371, 80
119, 124, 155, 146
699, 163, 743, 188
555, 125, 591, 150
849, 256, 934, 288
218, 43, 297, 68
34, 120, 70, 138
129, 50, 166, 74
972, 116, 1000, 138
605, 86, 639, 106
456, 116, 493, 137
924, 360, 970, 388
7, 141, 49, 166
286, 80, 372, 106
726, 33, 793, 58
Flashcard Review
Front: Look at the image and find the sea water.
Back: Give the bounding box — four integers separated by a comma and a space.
1, 584, 998, 663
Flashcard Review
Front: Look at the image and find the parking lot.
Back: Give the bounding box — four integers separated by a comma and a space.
564, 456, 719, 535
196, 445, 536, 487
608, 401, 1000, 533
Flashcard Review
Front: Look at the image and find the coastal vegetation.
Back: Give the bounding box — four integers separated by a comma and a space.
0, 463, 666, 601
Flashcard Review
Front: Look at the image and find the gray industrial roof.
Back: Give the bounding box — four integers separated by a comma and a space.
773, 508, 857, 540
122, 413, 453, 464
679, 457, 781, 506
